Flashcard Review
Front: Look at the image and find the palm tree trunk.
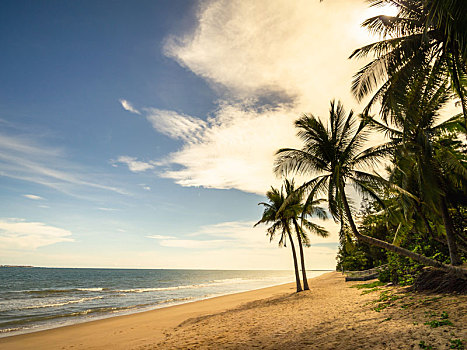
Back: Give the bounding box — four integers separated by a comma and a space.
339, 184, 467, 278
293, 218, 310, 290
285, 225, 303, 292
439, 197, 462, 265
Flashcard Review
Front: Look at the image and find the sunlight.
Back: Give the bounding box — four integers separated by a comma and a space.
353, 2, 400, 44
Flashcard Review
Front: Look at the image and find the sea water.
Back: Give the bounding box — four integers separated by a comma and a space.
0, 267, 328, 337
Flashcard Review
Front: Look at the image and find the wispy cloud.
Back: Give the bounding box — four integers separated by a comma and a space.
159, 239, 228, 249
0, 218, 73, 250
147, 234, 176, 240
0, 133, 63, 157
147, 231, 228, 249
112, 156, 159, 172
0, 133, 128, 197
144, 108, 207, 142
149, 219, 339, 250
119, 99, 141, 114
142, 219, 339, 269
98, 207, 119, 211
120, 103, 299, 194
23, 194, 44, 200
140, 184, 151, 191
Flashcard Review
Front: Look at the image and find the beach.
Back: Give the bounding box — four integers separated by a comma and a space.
1, 272, 466, 349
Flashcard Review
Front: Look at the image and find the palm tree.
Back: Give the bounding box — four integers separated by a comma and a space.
255, 185, 303, 292
281, 179, 329, 290
365, 60, 467, 265
275, 100, 467, 277
349, 0, 467, 126
425, 0, 467, 61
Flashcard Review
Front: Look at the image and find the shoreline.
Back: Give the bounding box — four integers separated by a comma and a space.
0, 275, 308, 349
1, 271, 465, 349
1, 268, 323, 339
0, 275, 305, 339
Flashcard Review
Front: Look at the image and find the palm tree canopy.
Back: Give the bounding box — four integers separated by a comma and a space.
275, 100, 389, 221
350, 0, 467, 122
255, 179, 329, 245
255, 186, 290, 247
364, 61, 467, 207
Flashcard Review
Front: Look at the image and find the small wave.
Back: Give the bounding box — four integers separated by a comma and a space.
10, 278, 259, 296
211, 278, 249, 284
11, 287, 109, 296
117, 279, 251, 293
23, 289, 74, 295
23, 296, 103, 310
0, 306, 128, 328
0, 327, 22, 334
157, 296, 193, 304
118, 284, 210, 293
76, 288, 105, 292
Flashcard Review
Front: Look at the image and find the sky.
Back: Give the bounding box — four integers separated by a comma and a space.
0, 0, 398, 270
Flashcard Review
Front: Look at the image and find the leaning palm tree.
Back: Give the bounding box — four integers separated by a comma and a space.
275, 100, 467, 277
350, 0, 467, 126
255, 185, 303, 292
281, 179, 329, 290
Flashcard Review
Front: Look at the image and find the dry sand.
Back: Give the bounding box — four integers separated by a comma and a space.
1, 272, 465, 349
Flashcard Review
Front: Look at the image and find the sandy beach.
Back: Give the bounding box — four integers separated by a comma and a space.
1, 272, 465, 350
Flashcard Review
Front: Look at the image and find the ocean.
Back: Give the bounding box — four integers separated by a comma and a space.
0, 267, 328, 337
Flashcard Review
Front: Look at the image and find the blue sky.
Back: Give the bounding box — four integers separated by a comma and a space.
0, 0, 397, 269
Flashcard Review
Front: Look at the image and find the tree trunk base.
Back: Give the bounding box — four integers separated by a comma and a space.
411, 267, 467, 294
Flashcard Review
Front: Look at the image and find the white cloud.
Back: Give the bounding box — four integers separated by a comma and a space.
157, 104, 299, 194
145, 108, 207, 142
23, 194, 43, 200
129, 0, 390, 195
146, 234, 176, 240
119, 99, 141, 114
0, 219, 73, 250
164, 0, 371, 106
112, 156, 158, 172
98, 207, 118, 211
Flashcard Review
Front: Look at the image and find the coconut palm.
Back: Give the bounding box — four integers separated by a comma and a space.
281, 179, 329, 290
349, 0, 467, 126
425, 0, 467, 61
365, 60, 467, 265
255, 185, 303, 292
275, 100, 467, 276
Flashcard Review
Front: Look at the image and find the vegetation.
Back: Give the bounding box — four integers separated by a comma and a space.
274, 99, 466, 277
257, 0, 467, 291
350, 0, 467, 125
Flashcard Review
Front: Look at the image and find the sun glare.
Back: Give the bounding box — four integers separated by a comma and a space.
353, 2, 400, 44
